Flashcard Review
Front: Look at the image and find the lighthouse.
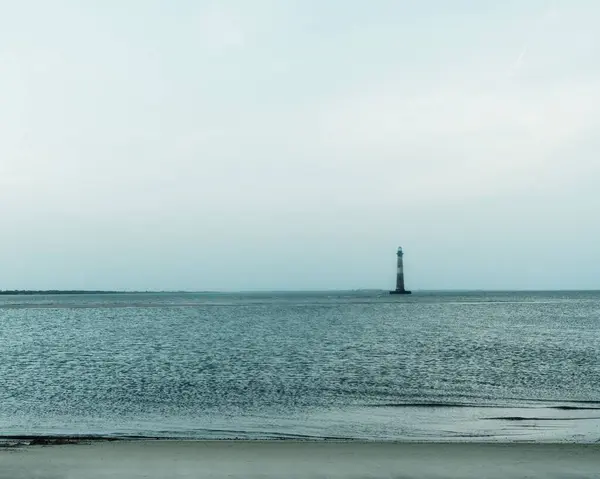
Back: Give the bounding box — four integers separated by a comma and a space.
390, 246, 411, 294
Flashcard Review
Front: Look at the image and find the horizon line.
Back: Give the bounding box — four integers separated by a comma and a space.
1, 288, 599, 295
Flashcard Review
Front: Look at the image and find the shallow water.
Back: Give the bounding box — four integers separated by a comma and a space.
1, 290, 599, 441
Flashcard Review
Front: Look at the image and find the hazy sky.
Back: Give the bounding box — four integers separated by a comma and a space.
1, 1, 599, 291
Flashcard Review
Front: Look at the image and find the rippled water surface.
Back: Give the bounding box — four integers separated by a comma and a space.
1, 291, 599, 441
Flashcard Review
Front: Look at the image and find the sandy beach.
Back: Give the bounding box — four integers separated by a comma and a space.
1, 440, 599, 479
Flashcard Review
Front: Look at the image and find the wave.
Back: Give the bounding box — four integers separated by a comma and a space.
0, 430, 360, 444
549, 405, 600, 410
367, 402, 498, 408
364, 400, 600, 410
485, 416, 600, 421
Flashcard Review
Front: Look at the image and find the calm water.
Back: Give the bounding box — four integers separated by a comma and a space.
1, 291, 599, 442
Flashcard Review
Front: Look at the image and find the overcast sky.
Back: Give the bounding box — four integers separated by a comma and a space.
1, 1, 598, 291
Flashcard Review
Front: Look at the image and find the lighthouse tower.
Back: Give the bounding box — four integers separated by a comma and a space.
390, 246, 411, 295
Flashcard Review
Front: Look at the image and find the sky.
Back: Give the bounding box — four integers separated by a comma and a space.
1, 0, 599, 291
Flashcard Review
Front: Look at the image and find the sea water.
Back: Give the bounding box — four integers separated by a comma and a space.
1, 291, 599, 442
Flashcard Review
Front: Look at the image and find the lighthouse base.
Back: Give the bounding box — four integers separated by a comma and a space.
390, 290, 412, 295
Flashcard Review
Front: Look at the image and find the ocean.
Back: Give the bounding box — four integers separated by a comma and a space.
1, 291, 599, 442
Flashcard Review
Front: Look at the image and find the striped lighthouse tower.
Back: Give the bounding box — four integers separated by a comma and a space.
390, 246, 411, 294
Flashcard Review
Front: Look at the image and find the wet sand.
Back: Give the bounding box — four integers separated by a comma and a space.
1, 440, 600, 479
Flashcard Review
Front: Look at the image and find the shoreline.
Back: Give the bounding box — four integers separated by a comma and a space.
2, 435, 600, 446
